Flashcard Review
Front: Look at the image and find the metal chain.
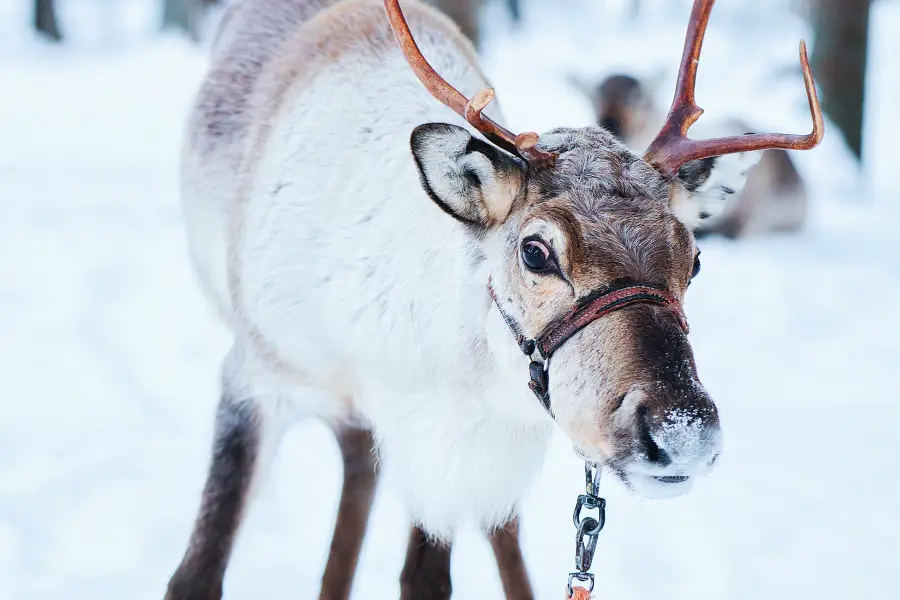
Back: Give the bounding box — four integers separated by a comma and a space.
566, 462, 606, 598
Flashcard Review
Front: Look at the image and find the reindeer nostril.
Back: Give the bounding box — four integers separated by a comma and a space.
636, 405, 671, 466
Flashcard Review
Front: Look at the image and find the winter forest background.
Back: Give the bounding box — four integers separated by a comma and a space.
2, 0, 899, 599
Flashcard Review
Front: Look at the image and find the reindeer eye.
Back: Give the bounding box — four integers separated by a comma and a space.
691, 254, 701, 279
522, 239, 551, 272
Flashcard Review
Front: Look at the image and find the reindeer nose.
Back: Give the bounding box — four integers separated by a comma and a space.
627, 385, 722, 469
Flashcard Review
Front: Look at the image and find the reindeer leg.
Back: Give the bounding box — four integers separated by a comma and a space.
319, 425, 379, 600
165, 396, 266, 600
400, 526, 452, 600
488, 517, 534, 600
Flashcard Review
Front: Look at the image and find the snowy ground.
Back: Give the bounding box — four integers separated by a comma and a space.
1, 1, 899, 599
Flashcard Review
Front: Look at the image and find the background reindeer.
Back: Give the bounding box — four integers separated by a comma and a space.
165, 0, 821, 598
572, 72, 810, 238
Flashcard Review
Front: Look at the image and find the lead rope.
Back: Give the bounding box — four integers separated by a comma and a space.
566, 462, 606, 599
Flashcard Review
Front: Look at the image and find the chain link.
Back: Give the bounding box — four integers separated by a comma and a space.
566, 462, 606, 598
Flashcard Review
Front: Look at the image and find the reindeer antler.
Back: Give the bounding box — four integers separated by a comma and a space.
383, 0, 557, 168
644, 0, 824, 178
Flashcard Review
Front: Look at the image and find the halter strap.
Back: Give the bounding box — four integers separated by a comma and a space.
537, 285, 688, 358
487, 277, 689, 413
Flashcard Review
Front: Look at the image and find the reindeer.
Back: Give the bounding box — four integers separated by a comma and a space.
577, 72, 811, 238
165, 1, 822, 598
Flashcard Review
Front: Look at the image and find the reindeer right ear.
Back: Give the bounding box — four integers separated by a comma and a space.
410, 124, 524, 228
670, 151, 762, 229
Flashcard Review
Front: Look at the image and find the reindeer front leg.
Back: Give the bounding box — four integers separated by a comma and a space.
400, 526, 453, 600
488, 517, 535, 600
165, 396, 265, 600
398, 518, 533, 599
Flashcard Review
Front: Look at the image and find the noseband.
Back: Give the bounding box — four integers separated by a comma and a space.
488, 279, 689, 415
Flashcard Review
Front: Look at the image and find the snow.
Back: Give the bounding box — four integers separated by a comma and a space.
1, 1, 898, 599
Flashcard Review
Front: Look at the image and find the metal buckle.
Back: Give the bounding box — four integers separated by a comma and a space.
573, 494, 606, 537
566, 463, 605, 597
527, 360, 551, 413
567, 571, 595, 597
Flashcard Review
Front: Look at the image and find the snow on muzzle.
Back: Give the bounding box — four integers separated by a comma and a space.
607, 382, 722, 498
547, 305, 723, 499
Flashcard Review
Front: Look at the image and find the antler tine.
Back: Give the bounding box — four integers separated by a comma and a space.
383, 0, 557, 167
644, 0, 824, 179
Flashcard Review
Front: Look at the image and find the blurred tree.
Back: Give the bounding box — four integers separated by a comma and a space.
162, 0, 197, 39
34, 0, 62, 42
162, 0, 221, 42
507, 0, 521, 22
428, 0, 522, 48
431, 0, 483, 46
810, 0, 871, 160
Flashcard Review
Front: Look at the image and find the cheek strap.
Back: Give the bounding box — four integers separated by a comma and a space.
487, 278, 689, 414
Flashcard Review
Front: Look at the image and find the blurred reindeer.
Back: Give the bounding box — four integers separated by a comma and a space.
572, 72, 809, 238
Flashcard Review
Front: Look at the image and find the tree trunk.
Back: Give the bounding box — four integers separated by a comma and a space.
162, 0, 202, 42
34, 0, 62, 42
810, 0, 871, 160
507, 0, 521, 22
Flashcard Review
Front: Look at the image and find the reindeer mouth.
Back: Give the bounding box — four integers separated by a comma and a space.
652, 475, 690, 484
621, 471, 695, 499
572, 446, 694, 494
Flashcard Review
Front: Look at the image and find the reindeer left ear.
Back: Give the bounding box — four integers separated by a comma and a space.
669, 150, 762, 230
410, 123, 524, 229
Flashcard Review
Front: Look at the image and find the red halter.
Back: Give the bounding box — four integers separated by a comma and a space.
488, 278, 689, 414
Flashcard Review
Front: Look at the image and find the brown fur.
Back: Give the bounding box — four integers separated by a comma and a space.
400, 526, 453, 600
501, 128, 696, 336
488, 518, 535, 600
165, 399, 261, 600
319, 426, 378, 600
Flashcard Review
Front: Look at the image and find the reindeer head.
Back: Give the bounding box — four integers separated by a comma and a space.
386, 0, 822, 497
575, 73, 657, 144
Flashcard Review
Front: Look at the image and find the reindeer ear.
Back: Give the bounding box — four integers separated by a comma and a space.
410, 123, 524, 228
670, 150, 762, 230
